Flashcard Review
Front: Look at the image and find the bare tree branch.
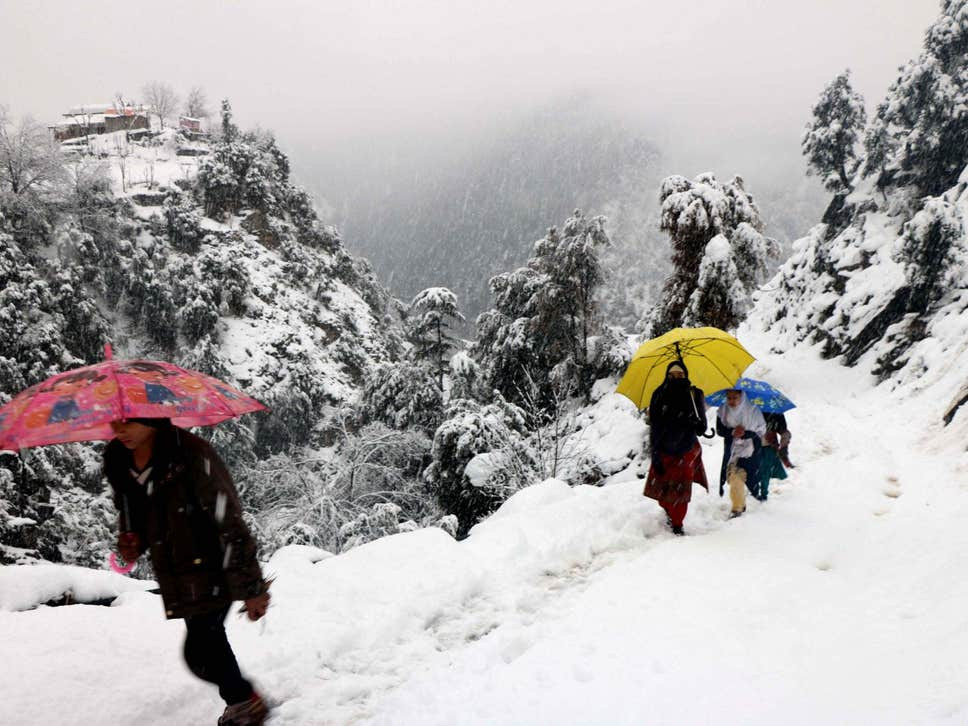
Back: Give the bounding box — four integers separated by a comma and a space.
142, 81, 179, 130
183, 87, 210, 119
0, 107, 65, 196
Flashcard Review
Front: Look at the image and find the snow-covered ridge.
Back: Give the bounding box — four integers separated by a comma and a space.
0, 117, 406, 567
755, 167, 968, 428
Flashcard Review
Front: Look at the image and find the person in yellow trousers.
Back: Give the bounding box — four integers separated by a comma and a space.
716, 389, 766, 517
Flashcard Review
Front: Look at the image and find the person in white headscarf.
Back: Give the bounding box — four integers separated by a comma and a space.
716, 389, 766, 518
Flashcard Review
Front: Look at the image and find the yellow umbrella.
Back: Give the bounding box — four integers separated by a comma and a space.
616, 326, 755, 410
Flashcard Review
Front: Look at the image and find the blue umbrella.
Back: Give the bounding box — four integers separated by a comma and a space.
705, 377, 795, 413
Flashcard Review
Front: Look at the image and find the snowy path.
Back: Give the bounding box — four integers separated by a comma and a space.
363, 343, 968, 725
3, 335, 968, 725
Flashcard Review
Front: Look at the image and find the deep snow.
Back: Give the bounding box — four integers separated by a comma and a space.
2, 322, 968, 725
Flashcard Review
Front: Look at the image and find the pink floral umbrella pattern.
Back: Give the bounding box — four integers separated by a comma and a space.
0, 347, 267, 452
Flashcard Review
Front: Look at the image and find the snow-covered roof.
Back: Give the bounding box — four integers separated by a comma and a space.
66, 104, 115, 115
50, 115, 108, 128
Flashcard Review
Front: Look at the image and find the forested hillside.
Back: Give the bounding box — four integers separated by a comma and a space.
0, 103, 405, 565
760, 0, 968, 422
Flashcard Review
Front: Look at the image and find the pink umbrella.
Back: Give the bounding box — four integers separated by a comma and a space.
0, 345, 267, 452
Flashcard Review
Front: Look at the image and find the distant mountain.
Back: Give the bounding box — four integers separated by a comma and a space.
319, 96, 665, 325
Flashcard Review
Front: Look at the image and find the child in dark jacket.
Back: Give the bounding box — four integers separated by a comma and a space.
105, 417, 270, 726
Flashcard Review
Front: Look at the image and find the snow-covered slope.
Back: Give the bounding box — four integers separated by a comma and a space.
758, 168, 968, 427
3, 324, 967, 725
1, 121, 406, 565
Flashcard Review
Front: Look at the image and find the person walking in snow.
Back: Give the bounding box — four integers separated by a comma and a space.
716, 390, 766, 517
764, 412, 794, 468
759, 412, 792, 500
642, 361, 709, 535
104, 417, 271, 726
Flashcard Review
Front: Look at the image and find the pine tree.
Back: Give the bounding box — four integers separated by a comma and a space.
163, 191, 203, 253
802, 70, 866, 193
220, 99, 236, 140
408, 287, 464, 391
424, 396, 537, 537
474, 210, 613, 410
358, 361, 443, 432
682, 235, 749, 330
648, 174, 776, 335
862, 1, 968, 197
900, 198, 966, 314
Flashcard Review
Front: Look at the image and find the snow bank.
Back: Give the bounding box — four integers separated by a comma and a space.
0, 563, 155, 612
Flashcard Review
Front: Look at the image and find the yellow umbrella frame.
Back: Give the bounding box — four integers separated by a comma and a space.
616, 326, 755, 411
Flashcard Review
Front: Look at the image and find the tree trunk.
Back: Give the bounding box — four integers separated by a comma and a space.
838, 165, 853, 192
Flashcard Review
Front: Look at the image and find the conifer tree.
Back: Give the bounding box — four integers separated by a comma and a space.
863, 1, 968, 197
408, 287, 464, 391
648, 174, 776, 336
474, 210, 616, 409
682, 235, 748, 330
802, 70, 866, 193
424, 396, 537, 537
900, 198, 966, 314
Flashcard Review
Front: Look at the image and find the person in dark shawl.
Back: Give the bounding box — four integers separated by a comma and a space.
642, 361, 709, 535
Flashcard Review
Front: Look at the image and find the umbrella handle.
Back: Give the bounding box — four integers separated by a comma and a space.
701, 427, 715, 439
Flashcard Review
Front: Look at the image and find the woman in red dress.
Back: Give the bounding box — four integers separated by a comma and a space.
642, 361, 709, 535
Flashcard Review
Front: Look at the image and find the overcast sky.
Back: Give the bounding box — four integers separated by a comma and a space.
0, 0, 942, 190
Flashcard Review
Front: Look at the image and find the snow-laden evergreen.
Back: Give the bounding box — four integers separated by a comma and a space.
801, 70, 866, 194
862, 0, 967, 201
645, 173, 778, 335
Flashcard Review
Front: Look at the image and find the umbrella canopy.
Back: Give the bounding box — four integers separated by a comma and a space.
616, 326, 755, 410
0, 349, 267, 452
705, 377, 796, 413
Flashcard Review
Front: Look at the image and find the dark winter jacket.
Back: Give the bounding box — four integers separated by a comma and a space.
104, 426, 265, 619
764, 412, 788, 434
716, 417, 762, 496
648, 378, 707, 457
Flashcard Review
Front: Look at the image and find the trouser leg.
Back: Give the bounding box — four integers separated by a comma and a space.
728, 465, 747, 513
183, 605, 253, 706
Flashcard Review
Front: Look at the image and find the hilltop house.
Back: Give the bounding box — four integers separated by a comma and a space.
49, 104, 150, 141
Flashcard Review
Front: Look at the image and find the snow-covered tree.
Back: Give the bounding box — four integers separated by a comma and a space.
862, 1, 968, 198
802, 70, 866, 193
358, 361, 443, 432
474, 210, 617, 409
448, 350, 487, 402
142, 81, 179, 130
424, 396, 538, 537
183, 86, 210, 119
900, 198, 966, 314
163, 191, 204, 253
731, 221, 780, 294
647, 173, 776, 335
408, 287, 464, 391
682, 235, 749, 330
219, 99, 237, 140
0, 107, 65, 197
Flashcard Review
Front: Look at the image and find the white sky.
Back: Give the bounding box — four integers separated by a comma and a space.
0, 0, 943, 189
